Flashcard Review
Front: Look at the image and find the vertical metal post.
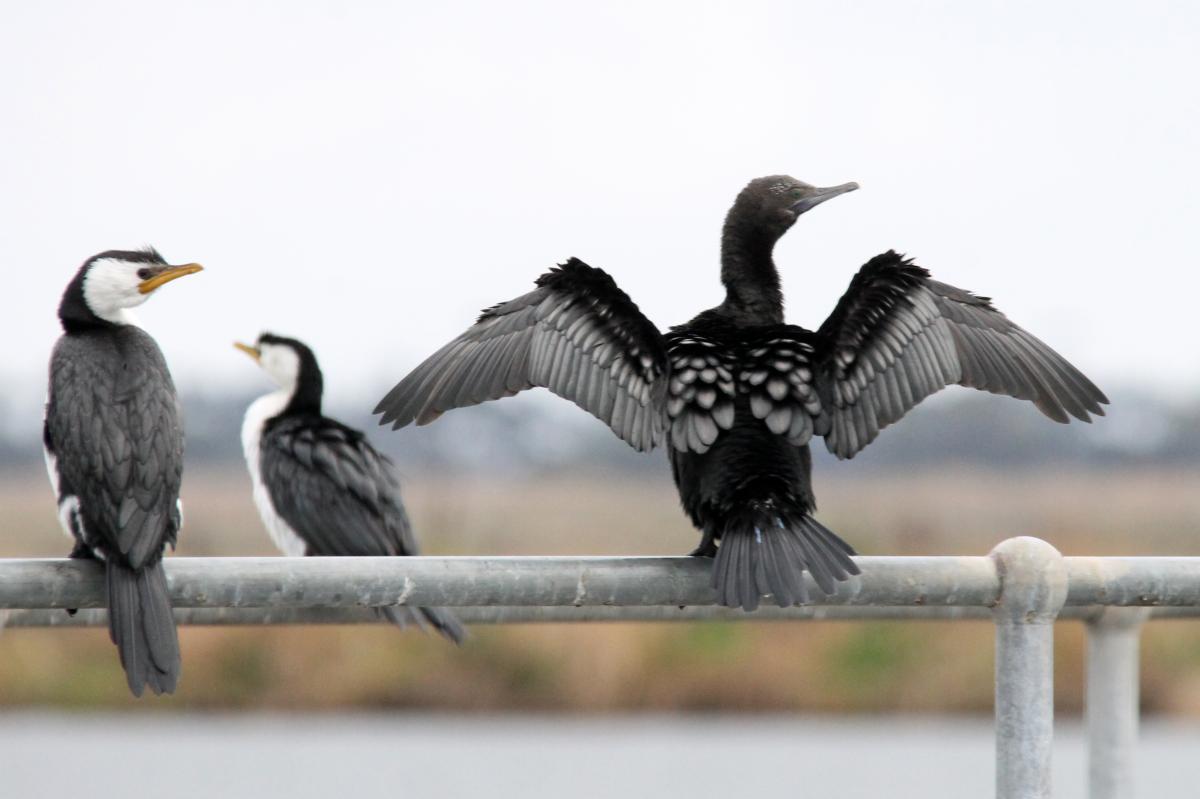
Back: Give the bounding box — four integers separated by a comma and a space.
1086, 607, 1149, 799
991, 537, 1068, 799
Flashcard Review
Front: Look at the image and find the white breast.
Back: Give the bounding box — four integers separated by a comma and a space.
241, 392, 308, 557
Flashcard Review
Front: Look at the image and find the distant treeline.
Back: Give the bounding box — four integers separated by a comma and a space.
0, 386, 1195, 476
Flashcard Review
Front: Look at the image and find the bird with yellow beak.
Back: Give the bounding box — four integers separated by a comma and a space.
43, 247, 203, 696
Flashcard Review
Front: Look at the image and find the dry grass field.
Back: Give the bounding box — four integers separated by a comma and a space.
2, 467, 1200, 712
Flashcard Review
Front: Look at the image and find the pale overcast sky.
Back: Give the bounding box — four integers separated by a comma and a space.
1, 2, 1197, 429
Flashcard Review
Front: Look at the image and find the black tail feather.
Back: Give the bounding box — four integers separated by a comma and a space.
711, 515, 860, 611
379, 605, 466, 646
106, 559, 180, 697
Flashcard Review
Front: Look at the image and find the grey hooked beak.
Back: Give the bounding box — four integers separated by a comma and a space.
792, 181, 859, 214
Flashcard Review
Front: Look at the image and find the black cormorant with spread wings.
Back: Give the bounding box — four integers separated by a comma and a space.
376, 176, 1108, 611
44, 248, 202, 695
237, 333, 464, 644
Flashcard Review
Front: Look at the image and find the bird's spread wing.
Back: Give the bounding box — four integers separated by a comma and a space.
375, 258, 669, 452
663, 332, 738, 452
45, 330, 183, 568
260, 417, 418, 557
814, 250, 1108, 459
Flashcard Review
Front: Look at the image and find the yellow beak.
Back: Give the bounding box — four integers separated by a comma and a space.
234, 341, 261, 362
137, 263, 204, 295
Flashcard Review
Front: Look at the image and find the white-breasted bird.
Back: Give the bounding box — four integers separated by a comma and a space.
236, 333, 464, 644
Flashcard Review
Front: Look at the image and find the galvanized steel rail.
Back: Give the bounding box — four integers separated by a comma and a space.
3, 536, 1199, 799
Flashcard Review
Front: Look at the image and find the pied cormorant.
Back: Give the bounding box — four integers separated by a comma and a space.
44, 247, 202, 695
374, 175, 1108, 611
237, 333, 465, 644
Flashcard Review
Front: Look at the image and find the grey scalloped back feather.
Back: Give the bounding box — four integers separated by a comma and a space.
46, 330, 184, 567
45, 326, 183, 695
663, 332, 737, 452
260, 416, 420, 557
740, 328, 826, 447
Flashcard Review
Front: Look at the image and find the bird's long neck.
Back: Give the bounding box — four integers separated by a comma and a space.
57, 271, 122, 333
259, 349, 324, 427
282, 371, 323, 417
256, 379, 322, 434
719, 214, 784, 324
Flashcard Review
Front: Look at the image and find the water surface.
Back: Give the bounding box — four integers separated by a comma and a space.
2, 714, 1197, 798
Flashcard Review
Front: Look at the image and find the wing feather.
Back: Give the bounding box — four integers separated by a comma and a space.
376, 259, 668, 452
815, 251, 1108, 459
261, 418, 419, 557
45, 329, 183, 569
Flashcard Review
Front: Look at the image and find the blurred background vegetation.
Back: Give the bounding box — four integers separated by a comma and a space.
2, 386, 1200, 712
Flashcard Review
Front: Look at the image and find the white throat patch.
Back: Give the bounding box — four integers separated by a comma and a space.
257, 343, 301, 394
82, 258, 153, 324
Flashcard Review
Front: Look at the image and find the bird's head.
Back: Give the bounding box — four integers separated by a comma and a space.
59, 248, 203, 328
727, 175, 859, 240
235, 333, 324, 410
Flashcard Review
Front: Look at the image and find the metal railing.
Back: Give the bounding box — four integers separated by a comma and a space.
2, 536, 1198, 799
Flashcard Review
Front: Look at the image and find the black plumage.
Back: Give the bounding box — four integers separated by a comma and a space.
239, 333, 464, 644
376, 176, 1108, 610
44, 248, 201, 696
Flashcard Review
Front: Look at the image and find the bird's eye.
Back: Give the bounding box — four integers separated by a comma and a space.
790, 188, 805, 198
136, 268, 151, 279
